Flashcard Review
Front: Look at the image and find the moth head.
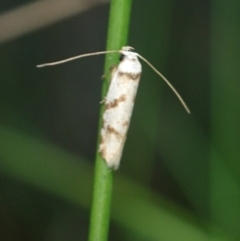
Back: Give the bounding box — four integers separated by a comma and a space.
119, 46, 138, 62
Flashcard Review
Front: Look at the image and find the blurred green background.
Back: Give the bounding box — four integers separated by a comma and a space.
0, 0, 240, 240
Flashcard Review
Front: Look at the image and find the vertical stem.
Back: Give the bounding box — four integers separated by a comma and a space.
88, 0, 132, 241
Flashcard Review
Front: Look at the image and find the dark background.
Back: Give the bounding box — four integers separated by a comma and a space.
0, 0, 239, 240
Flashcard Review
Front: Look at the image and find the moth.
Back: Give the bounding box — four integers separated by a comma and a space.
37, 46, 190, 170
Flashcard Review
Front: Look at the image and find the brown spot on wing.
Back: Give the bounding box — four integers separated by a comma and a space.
118, 72, 141, 81
105, 94, 126, 109
122, 121, 129, 127
99, 145, 106, 159
99, 132, 106, 157
99, 134, 105, 145
106, 125, 122, 140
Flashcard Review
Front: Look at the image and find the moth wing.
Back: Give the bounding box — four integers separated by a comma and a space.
105, 135, 127, 170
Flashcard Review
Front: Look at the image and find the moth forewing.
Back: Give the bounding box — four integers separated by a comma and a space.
99, 50, 142, 170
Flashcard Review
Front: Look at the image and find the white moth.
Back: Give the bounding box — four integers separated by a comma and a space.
37, 46, 190, 170
99, 47, 141, 169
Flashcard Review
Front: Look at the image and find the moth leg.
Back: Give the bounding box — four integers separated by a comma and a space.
100, 97, 106, 104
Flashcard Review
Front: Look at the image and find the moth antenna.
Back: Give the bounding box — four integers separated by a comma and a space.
36, 50, 121, 68
137, 54, 190, 114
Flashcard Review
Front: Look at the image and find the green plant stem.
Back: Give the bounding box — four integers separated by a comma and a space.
88, 0, 132, 241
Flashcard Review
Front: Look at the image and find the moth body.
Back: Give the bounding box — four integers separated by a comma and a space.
99, 47, 142, 169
